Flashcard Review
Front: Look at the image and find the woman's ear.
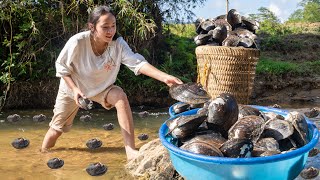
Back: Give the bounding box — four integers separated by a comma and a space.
88, 23, 94, 32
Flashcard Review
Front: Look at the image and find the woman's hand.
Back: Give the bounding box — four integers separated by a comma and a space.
138, 63, 183, 87
62, 75, 86, 107
72, 87, 86, 107
163, 75, 183, 87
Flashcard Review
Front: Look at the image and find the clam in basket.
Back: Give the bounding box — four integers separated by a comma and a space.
196, 45, 260, 104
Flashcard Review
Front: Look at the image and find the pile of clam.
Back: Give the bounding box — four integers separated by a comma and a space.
194, 9, 259, 48
167, 82, 311, 158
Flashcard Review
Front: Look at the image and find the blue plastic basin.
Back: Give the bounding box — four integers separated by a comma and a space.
160, 105, 319, 180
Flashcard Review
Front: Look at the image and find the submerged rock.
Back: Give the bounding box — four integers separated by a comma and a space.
125, 138, 182, 180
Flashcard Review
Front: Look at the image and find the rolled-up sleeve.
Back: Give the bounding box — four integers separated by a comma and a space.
55, 39, 78, 77
119, 38, 148, 75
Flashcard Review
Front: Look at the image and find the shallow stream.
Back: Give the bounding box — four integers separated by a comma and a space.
0, 105, 319, 180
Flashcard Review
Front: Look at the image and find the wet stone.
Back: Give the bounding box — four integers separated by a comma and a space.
86, 162, 107, 176
7, 114, 21, 122
86, 138, 102, 149
103, 123, 114, 130
138, 133, 149, 141
80, 115, 92, 122
33, 114, 47, 122
47, 158, 64, 169
11, 137, 29, 149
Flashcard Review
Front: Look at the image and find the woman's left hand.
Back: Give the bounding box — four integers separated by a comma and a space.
163, 75, 183, 87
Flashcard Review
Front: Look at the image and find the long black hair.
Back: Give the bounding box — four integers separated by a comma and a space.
88, 5, 120, 40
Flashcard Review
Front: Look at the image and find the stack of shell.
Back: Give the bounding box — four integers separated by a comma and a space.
194, 9, 260, 49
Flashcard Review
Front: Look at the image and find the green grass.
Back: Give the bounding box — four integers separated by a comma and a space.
256, 57, 320, 76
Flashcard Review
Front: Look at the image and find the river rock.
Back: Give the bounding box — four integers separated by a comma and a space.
125, 138, 183, 180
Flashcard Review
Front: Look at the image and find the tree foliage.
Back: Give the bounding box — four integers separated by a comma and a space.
0, 0, 204, 110
288, 1, 320, 23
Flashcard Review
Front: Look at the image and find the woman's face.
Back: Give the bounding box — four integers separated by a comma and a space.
94, 13, 116, 43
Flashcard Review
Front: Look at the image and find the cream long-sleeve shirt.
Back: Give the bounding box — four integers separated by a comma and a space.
55, 31, 148, 98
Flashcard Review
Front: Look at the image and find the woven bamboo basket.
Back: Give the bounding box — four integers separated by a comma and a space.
196, 45, 260, 104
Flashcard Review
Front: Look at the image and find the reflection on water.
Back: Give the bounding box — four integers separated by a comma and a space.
0, 108, 169, 179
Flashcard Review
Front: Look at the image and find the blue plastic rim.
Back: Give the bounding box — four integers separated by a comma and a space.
160, 105, 320, 179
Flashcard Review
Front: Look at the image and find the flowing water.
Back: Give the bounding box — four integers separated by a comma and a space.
0, 105, 319, 180
0, 107, 169, 180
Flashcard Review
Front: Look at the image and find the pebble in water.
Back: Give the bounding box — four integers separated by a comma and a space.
86, 162, 107, 176
11, 137, 29, 149
47, 158, 64, 169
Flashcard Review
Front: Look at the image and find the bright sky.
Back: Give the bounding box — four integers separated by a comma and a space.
193, 0, 302, 22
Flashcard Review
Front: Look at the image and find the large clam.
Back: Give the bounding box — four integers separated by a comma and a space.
285, 111, 309, 147
166, 114, 207, 139
169, 83, 210, 105
228, 115, 265, 143
207, 93, 239, 137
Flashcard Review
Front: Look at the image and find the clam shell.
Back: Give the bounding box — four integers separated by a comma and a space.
86, 162, 107, 176
222, 34, 240, 47
166, 114, 207, 139
78, 97, 93, 110
238, 104, 264, 119
103, 123, 114, 130
241, 16, 260, 32
7, 114, 21, 122
200, 20, 215, 32
33, 114, 47, 122
252, 137, 280, 157
169, 83, 210, 104
194, 34, 212, 46
209, 26, 227, 44
228, 115, 265, 142
262, 119, 294, 140
47, 158, 64, 169
181, 140, 224, 157
214, 19, 232, 32
227, 9, 242, 29
86, 138, 102, 149
172, 102, 190, 114
11, 137, 30, 149
138, 133, 149, 141
300, 167, 319, 179
285, 111, 309, 147
207, 93, 239, 135
80, 114, 92, 122
220, 138, 253, 158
